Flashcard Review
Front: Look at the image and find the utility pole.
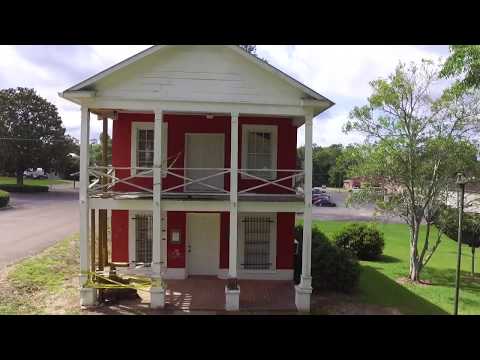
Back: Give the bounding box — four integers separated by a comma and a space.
454, 172, 467, 315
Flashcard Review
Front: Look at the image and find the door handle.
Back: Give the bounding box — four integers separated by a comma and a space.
188, 245, 191, 253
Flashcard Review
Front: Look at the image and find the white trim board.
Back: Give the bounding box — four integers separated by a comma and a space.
241, 124, 278, 180
217, 269, 293, 281
62, 45, 334, 110
89, 198, 303, 212
130, 121, 168, 177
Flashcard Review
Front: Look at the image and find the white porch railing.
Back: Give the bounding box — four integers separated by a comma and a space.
238, 169, 304, 194
87, 166, 304, 196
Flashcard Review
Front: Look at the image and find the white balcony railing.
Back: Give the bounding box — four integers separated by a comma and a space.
87, 166, 304, 197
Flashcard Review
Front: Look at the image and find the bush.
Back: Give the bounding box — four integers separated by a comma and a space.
334, 223, 385, 261
0, 190, 9, 208
294, 224, 360, 293
0, 184, 48, 193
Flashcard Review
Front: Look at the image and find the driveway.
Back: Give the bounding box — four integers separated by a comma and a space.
0, 184, 79, 269
311, 190, 403, 223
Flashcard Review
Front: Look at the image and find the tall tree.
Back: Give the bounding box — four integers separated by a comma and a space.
345, 60, 480, 282
297, 144, 344, 187
328, 144, 361, 187
0, 87, 68, 185
440, 45, 480, 92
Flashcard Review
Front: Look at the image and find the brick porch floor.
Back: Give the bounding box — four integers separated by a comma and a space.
164, 276, 296, 311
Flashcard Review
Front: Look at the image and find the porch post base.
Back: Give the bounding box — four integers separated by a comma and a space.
80, 287, 98, 307
150, 287, 165, 309
295, 285, 312, 312
225, 286, 240, 311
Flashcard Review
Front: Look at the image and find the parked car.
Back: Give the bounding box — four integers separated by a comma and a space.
24, 168, 48, 179
312, 193, 336, 207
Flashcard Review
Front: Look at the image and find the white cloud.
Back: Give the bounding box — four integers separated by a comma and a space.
256, 45, 449, 147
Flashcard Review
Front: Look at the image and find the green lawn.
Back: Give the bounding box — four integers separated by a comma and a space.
0, 176, 69, 186
0, 233, 80, 315
313, 220, 480, 315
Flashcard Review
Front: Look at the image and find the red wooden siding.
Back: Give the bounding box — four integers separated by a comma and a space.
276, 212, 295, 269
111, 210, 129, 262
111, 113, 298, 194
110, 210, 294, 270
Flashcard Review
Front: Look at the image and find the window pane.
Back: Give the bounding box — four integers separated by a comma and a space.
257, 154, 271, 169
248, 132, 256, 152
135, 214, 152, 265
243, 216, 271, 270
261, 132, 271, 154
137, 129, 154, 168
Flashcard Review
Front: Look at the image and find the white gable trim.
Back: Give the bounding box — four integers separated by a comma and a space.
66, 45, 167, 92
62, 45, 334, 111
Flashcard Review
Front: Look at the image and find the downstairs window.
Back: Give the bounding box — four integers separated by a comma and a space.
240, 214, 276, 271
135, 213, 153, 265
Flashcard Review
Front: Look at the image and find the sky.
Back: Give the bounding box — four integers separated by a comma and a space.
0, 45, 450, 147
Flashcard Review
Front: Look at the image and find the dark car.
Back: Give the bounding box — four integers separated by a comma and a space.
313, 194, 336, 207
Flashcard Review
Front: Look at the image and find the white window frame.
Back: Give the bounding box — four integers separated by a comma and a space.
238, 212, 277, 273
131, 121, 168, 177
128, 210, 167, 270
241, 124, 278, 180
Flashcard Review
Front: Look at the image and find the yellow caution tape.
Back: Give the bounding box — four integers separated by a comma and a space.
81, 271, 166, 293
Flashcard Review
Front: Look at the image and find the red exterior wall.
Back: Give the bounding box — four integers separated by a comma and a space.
110, 210, 295, 270
276, 213, 295, 269
110, 112, 297, 272
111, 113, 298, 193
111, 210, 129, 262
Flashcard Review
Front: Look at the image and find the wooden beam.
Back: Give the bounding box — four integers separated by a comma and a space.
229, 112, 239, 280
79, 106, 90, 286
91, 209, 96, 272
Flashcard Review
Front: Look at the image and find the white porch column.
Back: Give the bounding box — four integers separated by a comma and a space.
79, 106, 96, 306
151, 108, 165, 309
226, 111, 240, 311
295, 109, 313, 312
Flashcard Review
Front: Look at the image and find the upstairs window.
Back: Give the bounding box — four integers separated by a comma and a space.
131, 122, 168, 177
241, 125, 277, 180
137, 129, 154, 169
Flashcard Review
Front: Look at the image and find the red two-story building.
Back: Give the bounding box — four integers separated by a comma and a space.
60, 45, 333, 312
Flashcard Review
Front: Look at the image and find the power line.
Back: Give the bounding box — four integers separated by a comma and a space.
0, 137, 74, 143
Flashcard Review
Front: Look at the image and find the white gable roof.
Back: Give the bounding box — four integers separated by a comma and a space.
61, 45, 334, 116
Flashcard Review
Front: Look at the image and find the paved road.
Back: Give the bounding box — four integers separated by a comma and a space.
312, 190, 404, 223
0, 185, 79, 269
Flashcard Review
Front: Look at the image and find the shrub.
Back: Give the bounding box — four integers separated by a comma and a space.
0, 190, 9, 208
334, 223, 385, 260
0, 184, 48, 193
294, 224, 360, 293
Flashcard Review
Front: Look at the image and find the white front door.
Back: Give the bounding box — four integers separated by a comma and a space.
185, 133, 225, 192
187, 213, 220, 276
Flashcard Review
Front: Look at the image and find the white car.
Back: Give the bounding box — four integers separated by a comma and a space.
24, 168, 47, 179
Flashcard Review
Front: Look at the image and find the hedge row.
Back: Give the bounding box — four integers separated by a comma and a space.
0, 190, 10, 208
0, 184, 49, 193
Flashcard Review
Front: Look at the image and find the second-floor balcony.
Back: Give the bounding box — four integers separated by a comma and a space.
88, 165, 305, 202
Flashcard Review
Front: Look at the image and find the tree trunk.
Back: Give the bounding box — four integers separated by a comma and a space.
409, 221, 421, 282
16, 168, 24, 186
472, 246, 475, 277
